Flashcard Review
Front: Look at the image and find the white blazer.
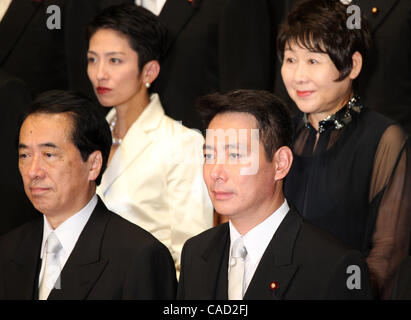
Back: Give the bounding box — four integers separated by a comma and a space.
97, 94, 213, 274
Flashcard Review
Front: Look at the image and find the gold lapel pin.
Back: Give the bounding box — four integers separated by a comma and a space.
270, 281, 278, 290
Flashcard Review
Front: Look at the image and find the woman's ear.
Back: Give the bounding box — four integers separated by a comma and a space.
273, 146, 293, 181
349, 51, 363, 80
143, 60, 160, 85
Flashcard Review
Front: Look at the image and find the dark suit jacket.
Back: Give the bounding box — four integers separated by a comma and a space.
178, 207, 372, 300
0, 0, 102, 102
64, 0, 108, 104
0, 0, 67, 95
0, 70, 40, 236
0, 198, 177, 300
102, 0, 274, 131
353, 0, 411, 134
391, 256, 411, 300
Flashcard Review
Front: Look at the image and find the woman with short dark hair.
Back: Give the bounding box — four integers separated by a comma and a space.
278, 0, 410, 299
86, 4, 213, 276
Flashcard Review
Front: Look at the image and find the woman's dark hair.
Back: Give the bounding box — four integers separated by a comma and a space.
87, 3, 167, 70
197, 90, 293, 161
17, 90, 112, 186
277, 0, 371, 81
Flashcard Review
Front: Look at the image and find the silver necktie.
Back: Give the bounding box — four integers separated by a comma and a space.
39, 232, 62, 300
228, 237, 247, 300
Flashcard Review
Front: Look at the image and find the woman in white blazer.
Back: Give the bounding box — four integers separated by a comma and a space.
86, 4, 213, 275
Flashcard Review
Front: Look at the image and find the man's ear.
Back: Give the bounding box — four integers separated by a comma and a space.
349, 51, 363, 80
87, 150, 103, 182
142, 60, 160, 85
273, 146, 293, 181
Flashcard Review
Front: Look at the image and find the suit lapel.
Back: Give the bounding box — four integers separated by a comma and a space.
0, 0, 43, 65
192, 224, 230, 299
353, 0, 399, 34
98, 124, 152, 195
98, 96, 165, 194
243, 208, 302, 300
48, 199, 109, 300
159, 0, 198, 54
3, 219, 43, 299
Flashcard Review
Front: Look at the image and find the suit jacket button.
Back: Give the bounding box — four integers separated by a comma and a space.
372, 7, 379, 15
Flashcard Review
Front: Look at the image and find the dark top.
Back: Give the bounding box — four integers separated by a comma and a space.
0, 198, 177, 300
284, 96, 411, 299
0, 70, 40, 236
178, 207, 372, 300
391, 256, 411, 300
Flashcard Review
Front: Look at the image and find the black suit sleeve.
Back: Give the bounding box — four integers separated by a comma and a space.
0, 72, 39, 236
218, 0, 273, 92
177, 241, 189, 300
122, 240, 177, 299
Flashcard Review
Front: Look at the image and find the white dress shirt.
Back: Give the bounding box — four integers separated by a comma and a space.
228, 200, 290, 294
0, 0, 12, 22
38, 195, 98, 286
135, 0, 167, 16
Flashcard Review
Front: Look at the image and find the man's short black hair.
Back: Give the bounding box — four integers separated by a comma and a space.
87, 3, 167, 70
17, 90, 112, 186
277, 0, 371, 81
197, 89, 293, 161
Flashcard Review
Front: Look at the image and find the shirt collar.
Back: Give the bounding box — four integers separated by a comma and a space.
229, 200, 290, 264
303, 95, 363, 133
40, 195, 98, 259
106, 93, 164, 134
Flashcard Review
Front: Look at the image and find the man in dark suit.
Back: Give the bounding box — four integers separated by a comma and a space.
0, 70, 40, 236
0, 0, 103, 102
352, 0, 411, 134
272, 0, 411, 134
101, 0, 273, 131
0, 90, 177, 300
0, 0, 67, 95
177, 90, 372, 300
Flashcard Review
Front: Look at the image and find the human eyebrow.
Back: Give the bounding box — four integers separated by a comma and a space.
18, 143, 28, 149
224, 143, 247, 150
87, 51, 126, 57
105, 52, 126, 56
203, 144, 214, 151
40, 143, 59, 149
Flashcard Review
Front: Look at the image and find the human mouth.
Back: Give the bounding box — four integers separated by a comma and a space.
296, 90, 314, 98
97, 87, 112, 94
213, 190, 234, 200
30, 187, 50, 195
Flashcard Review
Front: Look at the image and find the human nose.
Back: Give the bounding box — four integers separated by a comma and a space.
27, 154, 46, 180
95, 60, 108, 81
294, 61, 309, 83
209, 162, 228, 182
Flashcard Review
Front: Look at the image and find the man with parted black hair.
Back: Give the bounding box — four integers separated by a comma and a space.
177, 89, 373, 300
0, 90, 177, 300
